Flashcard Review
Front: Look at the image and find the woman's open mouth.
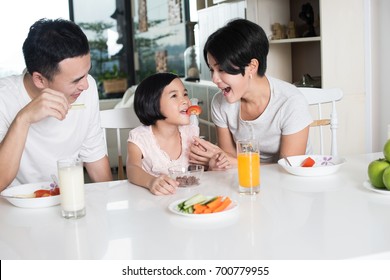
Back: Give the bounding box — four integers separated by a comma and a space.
222, 87, 231, 96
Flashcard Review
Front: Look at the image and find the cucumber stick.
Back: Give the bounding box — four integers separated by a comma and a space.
176, 194, 218, 213
183, 193, 207, 207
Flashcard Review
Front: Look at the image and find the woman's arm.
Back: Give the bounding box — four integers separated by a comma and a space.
279, 126, 310, 158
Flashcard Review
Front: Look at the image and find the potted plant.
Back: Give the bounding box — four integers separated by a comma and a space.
99, 64, 128, 94
79, 21, 128, 94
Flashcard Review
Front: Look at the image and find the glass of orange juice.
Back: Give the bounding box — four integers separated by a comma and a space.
236, 139, 260, 194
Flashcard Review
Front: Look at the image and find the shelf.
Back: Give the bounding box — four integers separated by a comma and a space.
269, 36, 321, 44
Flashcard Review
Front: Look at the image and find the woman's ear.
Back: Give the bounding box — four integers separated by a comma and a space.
31, 72, 48, 89
249, 58, 259, 75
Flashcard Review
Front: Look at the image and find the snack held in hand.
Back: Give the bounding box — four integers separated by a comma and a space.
301, 156, 315, 167
187, 105, 202, 115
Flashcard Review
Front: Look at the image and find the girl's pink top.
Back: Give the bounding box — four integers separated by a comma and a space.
128, 124, 199, 176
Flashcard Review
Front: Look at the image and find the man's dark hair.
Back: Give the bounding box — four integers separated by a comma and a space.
22, 18, 90, 80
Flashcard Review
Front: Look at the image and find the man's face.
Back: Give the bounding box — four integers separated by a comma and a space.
47, 54, 91, 104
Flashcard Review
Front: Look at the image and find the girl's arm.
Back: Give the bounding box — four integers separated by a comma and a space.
126, 142, 178, 195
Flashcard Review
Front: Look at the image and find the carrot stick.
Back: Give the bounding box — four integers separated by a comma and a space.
206, 196, 222, 210
203, 208, 212, 214
212, 197, 232, 213
194, 204, 207, 214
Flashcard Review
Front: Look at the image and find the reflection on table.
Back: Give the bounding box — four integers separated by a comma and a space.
1, 153, 390, 260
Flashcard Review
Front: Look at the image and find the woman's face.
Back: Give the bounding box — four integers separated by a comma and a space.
159, 78, 191, 125
207, 53, 250, 103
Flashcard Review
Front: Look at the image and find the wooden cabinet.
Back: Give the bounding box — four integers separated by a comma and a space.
246, 0, 321, 86
197, 0, 321, 86
196, 0, 366, 155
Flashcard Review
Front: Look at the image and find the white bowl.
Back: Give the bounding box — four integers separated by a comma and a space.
168, 164, 204, 187
1, 181, 60, 208
277, 155, 346, 177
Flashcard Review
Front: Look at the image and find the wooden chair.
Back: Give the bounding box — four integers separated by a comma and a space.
100, 107, 141, 180
298, 87, 343, 156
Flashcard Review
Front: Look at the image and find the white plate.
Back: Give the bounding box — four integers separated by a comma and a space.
277, 155, 346, 177
0, 181, 60, 208
168, 196, 238, 218
363, 180, 390, 195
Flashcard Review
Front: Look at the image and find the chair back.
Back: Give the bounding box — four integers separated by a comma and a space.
100, 107, 141, 180
298, 87, 343, 156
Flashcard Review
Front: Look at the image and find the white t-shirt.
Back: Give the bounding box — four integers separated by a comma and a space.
0, 73, 107, 187
128, 124, 199, 176
211, 76, 313, 163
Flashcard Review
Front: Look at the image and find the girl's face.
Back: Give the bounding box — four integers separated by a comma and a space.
207, 53, 250, 103
159, 78, 191, 125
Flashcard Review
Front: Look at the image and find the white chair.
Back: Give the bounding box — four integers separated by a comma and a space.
298, 87, 343, 156
100, 107, 141, 180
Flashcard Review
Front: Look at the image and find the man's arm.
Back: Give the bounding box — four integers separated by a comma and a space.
84, 156, 113, 182
0, 114, 30, 191
0, 88, 71, 191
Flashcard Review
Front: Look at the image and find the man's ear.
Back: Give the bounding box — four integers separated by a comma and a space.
31, 72, 48, 89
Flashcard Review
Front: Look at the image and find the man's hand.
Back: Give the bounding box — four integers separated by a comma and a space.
21, 88, 71, 124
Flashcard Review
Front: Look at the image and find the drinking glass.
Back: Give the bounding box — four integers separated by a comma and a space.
236, 139, 260, 194
57, 157, 86, 219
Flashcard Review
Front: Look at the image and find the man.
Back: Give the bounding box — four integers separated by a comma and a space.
0, 18, 112, 191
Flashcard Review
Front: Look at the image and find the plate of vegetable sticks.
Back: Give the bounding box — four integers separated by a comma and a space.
168, 193, 238, 218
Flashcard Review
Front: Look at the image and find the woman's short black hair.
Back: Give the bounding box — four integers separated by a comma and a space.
22, 18, 90, 80
203, 18, 269, 77
134, 72, 179, 126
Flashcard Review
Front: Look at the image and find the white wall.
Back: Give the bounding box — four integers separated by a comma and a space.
366, 0, 390, 151
0, 0, 69, 77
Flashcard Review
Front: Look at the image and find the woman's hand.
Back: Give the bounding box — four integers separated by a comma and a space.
189, 137, 219, 165
208, 151, 231, 170
190, 137, 231, 170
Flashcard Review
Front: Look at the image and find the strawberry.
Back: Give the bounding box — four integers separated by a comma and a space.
34, 189, 51, 198
50, 187, 60, 196
301, 157, 315, 167
187, 105, 202, 115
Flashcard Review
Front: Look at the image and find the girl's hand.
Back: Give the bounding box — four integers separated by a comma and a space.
148, 175, 179, 195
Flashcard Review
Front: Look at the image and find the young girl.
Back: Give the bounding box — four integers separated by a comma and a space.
126, 73, 212, 195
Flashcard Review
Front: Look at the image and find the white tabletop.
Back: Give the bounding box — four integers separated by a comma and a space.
1, 152, 390, 260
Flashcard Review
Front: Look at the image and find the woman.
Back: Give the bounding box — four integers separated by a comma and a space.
190, 18, 312, 168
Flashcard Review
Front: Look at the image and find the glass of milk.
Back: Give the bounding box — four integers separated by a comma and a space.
57, 157, 86, 219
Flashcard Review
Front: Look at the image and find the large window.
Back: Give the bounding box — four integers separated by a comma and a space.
131, 0, 189, 84
0, 0, 196, 98
71, 0, 128, 98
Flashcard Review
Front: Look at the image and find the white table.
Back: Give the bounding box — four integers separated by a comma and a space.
1, 153, 390, 260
